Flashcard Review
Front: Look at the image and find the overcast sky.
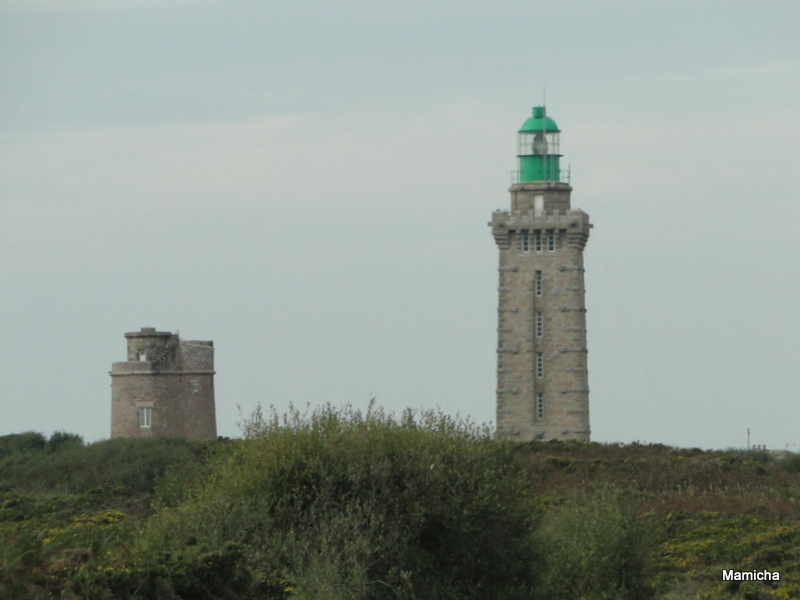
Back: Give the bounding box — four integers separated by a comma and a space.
1, 0, 799, 450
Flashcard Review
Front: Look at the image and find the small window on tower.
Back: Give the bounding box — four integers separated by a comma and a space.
547, 229, 555, 252
521, 230, 530, 252
536, 393, 545, 419
535, 271, 543, 297
138, 350, 147, 361
536, 352, 544, 378
138, 407, 152, 428
536, 312, 543, 337
534, 230, 542, 252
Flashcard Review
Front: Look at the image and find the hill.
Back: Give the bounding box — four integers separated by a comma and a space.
2, 407, 799, 599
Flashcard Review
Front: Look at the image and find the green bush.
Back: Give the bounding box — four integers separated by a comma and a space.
779, 453, 800, 473
0, 432, 47, 459
70, 541, 291, 600
47, 431, 84, 453
139, 403, 538, 600
0, 436, 220, 599
0, 437, 212, 496
534, 490, 659, 600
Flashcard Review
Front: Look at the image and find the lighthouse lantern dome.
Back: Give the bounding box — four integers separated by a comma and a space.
516, 106, 562, 182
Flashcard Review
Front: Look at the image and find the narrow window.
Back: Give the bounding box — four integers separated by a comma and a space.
536, 352, 544, 378
138, 407, 152, 428
536, 393, 545, 419
547, 229, 555, 252
534, 229, 542, 252
535, 270, 543, 297
521, 230, 530, 252
536, 312, 543, 337
138, 350, 147, 361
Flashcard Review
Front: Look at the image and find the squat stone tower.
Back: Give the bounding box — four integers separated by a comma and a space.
110, 327, 217, 440
490, 107, 592, 441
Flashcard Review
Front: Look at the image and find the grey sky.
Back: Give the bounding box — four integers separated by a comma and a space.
1, 0, 798, 449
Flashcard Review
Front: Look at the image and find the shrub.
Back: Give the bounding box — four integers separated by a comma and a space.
779, 453, 800, 473
69, 541, 292, 600
0, 436, 212, 496
139, 403, 538, 600
47, 431, 84, 453
0, 432, 47, 459
534, 489, 660, 600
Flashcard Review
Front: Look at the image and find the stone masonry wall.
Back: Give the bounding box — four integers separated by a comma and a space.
490, 182, 591, 441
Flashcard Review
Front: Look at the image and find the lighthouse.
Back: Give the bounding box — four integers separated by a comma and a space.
490, 106, 592, 441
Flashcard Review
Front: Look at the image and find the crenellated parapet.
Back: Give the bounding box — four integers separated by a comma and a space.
490, 208, 591, 249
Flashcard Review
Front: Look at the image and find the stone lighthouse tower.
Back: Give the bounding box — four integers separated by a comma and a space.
490, 107, 592, 441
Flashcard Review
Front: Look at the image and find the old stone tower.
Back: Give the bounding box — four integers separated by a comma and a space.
490, 107, 592, 441
110, 327, 217, 440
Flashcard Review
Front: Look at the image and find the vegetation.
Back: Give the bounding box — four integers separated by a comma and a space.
2, 409, 800, 599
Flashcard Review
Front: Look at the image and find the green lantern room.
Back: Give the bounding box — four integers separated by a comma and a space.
516, 106, 562, 183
